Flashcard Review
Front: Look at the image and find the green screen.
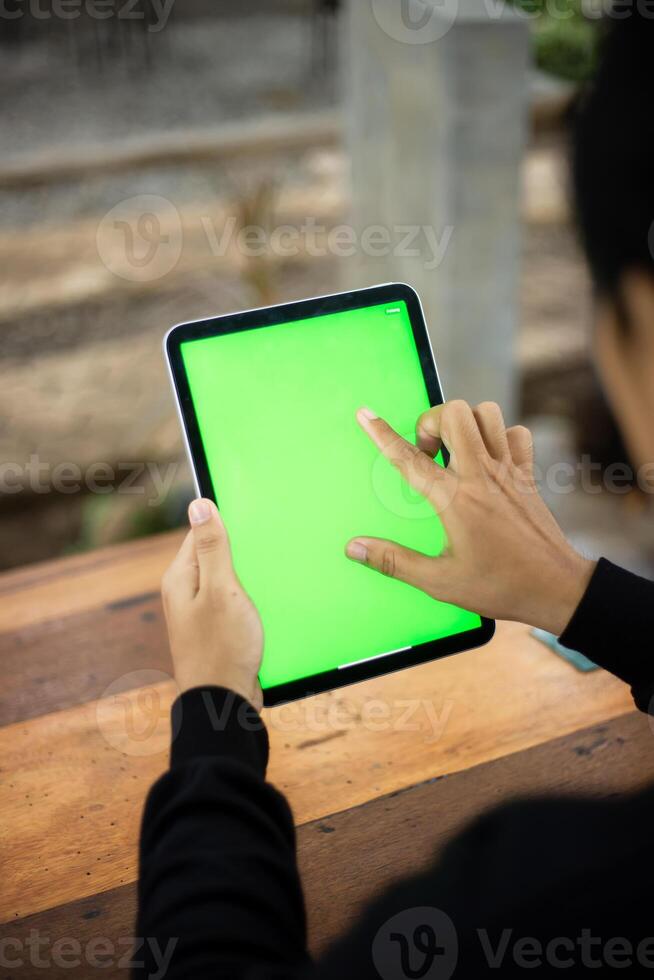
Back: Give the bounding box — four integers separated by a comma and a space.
181, 300, 481, 690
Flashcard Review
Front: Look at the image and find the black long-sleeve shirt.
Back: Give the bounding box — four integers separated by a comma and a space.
136, 558, 654, 978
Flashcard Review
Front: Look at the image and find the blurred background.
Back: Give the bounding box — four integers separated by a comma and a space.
1, 0, 653, 575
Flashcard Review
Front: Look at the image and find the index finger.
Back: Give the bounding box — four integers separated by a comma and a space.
415, 400, 487, 472
356, 408, 443, 502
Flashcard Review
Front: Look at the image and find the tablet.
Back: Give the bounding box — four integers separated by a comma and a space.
165, 283, 494, 706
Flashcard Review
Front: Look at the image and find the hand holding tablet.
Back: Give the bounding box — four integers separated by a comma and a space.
162, 502, 265, 711
165, 283, 493, 705
164, 282, 595, 704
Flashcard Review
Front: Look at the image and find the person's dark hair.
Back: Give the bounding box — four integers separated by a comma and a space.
572, 16, 654, 311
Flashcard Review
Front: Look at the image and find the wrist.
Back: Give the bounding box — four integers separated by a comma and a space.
537, 554, 596, 636
175, 666, 262, 713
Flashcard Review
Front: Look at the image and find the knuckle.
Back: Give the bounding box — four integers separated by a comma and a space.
475, 401, 504, 424
398, 440, 420, 462
445, 399, 470, 417
418, 406, 439, 427
444, 399, 477, 437
509, 424, 532, 442
379, 547, 397, 578
195, 532, 221, 555
476, 400, 500, 413
390, 439, 419, 470
415, 449, 434, 474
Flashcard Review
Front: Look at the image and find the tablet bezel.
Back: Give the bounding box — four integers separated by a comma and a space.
165, 282, 495, 706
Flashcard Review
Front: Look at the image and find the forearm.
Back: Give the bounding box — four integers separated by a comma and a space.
559, 558, 654, 712
135, 688, 309, 979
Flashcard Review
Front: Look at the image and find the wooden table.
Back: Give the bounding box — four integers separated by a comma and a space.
0, 531, 651, 977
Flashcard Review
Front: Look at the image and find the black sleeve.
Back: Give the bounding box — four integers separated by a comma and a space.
135, 687, 310, 980
135, 684, 652, 979
135, 688, 541, 980
559, 557, 654, 713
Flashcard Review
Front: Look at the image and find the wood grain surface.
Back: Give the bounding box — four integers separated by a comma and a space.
0, 531, 642, 978
0, 625, 632, 922
0, 532, 182, 636
1, 711, 650, 977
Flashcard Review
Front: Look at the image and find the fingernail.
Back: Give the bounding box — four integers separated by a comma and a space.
189, 499, 212, 525
346, 540, 368, 562
358, 407, 378, 421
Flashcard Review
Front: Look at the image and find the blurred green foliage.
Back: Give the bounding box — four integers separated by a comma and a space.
510, 1, 602, 82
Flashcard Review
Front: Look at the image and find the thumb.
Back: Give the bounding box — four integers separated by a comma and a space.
345, 536, 437, 592
188, 498, 232, 584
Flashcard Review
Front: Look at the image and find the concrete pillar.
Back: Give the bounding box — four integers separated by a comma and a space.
344, 0, 530, 421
